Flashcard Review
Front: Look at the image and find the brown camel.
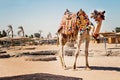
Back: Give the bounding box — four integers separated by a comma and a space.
57, 9, 105, 70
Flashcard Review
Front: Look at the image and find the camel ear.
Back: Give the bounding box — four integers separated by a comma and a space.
77, 12, 79, 16
91, 13, 94, 18
102, 11, 105, 14
94, 10, 98, 14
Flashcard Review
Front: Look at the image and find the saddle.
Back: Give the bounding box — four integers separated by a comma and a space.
60, 13, 77, 35
76, 12, 91, 32
58, 10, 91, 37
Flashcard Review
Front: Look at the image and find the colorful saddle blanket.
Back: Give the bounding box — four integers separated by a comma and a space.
59, 12, 91, 35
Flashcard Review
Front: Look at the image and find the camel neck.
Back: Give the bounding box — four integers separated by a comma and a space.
94, 20, 102, 34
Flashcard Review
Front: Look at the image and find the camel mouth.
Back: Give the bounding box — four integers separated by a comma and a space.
101, 15, 105, 20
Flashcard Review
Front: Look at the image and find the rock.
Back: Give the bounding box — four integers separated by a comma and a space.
106, 48, 120, 56
10, 50, 58, 58
0, 54, 10, 58
65, 50, 75, 56
10, 52, 30, 57
23, 47, 36, 50
65, 42, 75, 48
0, 51, 7, 54
25, 56, 57, 61
29, 50, 57, 55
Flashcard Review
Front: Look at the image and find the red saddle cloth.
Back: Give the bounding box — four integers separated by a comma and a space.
58, 12, 91, 35
59, 13, 77, 35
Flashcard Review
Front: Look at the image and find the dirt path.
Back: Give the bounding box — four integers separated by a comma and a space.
0, 56, 120, 80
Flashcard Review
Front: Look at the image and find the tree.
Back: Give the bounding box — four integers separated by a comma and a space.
29, 35, 34, 38
34, 33, 40, 38
25, 35, 28, 37
7, 25, 13, 37
47, 32, 52, 39
115, 27, 120, 32
0, 31, 2, 38
39, 30, 42, 38
2, 30, 7, 37
18, 26, 25, 37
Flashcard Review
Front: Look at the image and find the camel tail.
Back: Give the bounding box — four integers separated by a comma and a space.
56, 27, 62, 46
56, 36, 59, 46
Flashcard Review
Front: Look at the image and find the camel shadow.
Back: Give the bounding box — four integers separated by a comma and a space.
78, 66, 120, 72
0, 73, 82, 80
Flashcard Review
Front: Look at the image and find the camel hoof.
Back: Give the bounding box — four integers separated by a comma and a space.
64, 67, 71, 70
62, 65, 67, 70
72, 68, 78, 71
73, 67, 76, 70
85, 67, 91, 71
73, 65, 76, 70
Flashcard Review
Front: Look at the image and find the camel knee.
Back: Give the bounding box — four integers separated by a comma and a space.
75, 53, 79, 58
59, 53, 64, 61
85, 50, 88, 56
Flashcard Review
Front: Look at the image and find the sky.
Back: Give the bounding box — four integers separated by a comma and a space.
0, 0, 120, 37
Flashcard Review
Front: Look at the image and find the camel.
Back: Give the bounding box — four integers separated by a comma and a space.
57, 9, 105, 70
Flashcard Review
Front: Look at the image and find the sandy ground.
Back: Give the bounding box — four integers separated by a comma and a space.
0, 43, 120, 80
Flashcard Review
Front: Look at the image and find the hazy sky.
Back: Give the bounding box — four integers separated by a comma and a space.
0, 0, 120, 37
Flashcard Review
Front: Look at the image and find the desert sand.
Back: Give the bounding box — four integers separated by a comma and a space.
0, 43, 120, 80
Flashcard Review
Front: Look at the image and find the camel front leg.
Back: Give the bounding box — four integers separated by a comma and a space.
73, 44, 80, 69
73, 37, 82, 69
85, 38, 91, 70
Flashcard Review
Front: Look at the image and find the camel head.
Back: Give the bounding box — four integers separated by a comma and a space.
64, 9, 72, 20
91, 10, 105, 22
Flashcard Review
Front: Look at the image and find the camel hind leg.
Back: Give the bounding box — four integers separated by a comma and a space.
59, 45, 66, 69
58, 34, 66, 69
